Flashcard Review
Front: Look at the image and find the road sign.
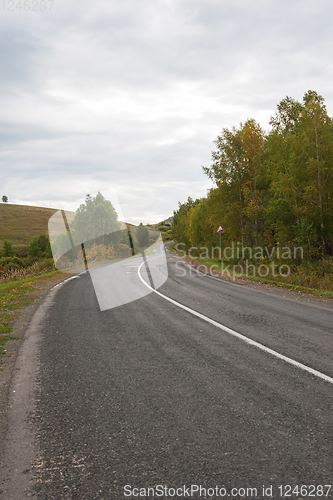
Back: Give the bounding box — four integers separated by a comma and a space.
216, 225, 224, 258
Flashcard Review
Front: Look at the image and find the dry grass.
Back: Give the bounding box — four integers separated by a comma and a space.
0, 203, 58, 249
0, 260, 56, 284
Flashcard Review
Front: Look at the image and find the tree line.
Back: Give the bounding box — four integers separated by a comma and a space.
172, 90, 333, 259
52, 193, 157, 270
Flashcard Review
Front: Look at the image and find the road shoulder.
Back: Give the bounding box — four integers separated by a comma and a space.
0, 274, 69, 472
172, 252, 333, 310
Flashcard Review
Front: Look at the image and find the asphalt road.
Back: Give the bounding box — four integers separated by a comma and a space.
1, 248, 332, 499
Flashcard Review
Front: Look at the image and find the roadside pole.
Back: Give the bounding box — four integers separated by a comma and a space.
216, 225, 225, 260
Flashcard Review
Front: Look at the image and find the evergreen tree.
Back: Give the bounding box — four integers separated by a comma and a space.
2, 240, 15, 257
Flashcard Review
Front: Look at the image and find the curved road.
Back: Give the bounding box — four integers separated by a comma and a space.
0, 247, 332, 499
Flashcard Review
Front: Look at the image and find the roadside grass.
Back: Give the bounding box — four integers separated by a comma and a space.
0, 259, 56, 284
0, 270, 64, 359
169, 243, 333, 299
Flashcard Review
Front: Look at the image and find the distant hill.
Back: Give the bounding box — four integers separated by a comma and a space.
162, 216, 173, 224
0, 204, 58, 250
0, 203, 173, 253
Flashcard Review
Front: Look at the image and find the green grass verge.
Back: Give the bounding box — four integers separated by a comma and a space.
231, 274, 333, 299
0, 270, 64, 356
168, 243, 333, 299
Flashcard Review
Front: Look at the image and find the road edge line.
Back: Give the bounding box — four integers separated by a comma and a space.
138, 261, 333, 386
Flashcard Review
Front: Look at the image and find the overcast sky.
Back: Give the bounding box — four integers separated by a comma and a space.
1, 0, 333, 223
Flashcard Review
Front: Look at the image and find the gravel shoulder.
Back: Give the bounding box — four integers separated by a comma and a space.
0, 273, 69, 462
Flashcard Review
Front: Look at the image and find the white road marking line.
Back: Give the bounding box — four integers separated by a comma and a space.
138, 261, 333, 385
51, 275, 80, 290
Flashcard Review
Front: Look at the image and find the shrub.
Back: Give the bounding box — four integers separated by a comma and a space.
22, 257, 37, 268
0, 256, 24, 267
2, 240, 15, 258
37, 258, 55, 272
27, 237, 42, 258
27, 235, 52, 259
85, 243, 115, 262
118, 243, 132, 258
15, 245, 28, 259
5, 262, 19, 271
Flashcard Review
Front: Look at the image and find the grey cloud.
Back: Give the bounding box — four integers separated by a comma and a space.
1, 0, 333, 222
0, 27, 49, 89
0, 122, 64, 148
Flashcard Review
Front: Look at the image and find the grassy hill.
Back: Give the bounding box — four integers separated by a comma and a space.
149, 219, 173, 241
0, 203, 174, 253
0, 204, 58, 251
